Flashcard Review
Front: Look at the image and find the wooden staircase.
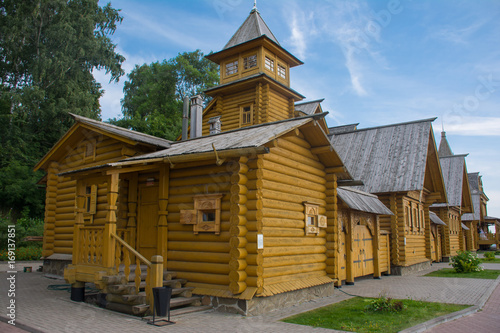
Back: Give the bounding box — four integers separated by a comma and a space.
100, 266, 209, 316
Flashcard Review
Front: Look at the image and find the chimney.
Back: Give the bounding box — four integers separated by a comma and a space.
182, 96, 189, 140
190, 95, 203, 139
208, 116, 221, 135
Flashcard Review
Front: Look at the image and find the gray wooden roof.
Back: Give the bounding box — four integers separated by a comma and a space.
337, 187, 393, 215
295, 99, 324, 116
224, 8, 279, 50
70, 113, 171, 148
329, 118, 436, 193
329, 124, 359, 135
436, 155, 467, 207
429, 211, 447, 226
462, 172, 481, 221
461, 222, 470, 230
121, 114, 323, 162
438, 131, 453, 157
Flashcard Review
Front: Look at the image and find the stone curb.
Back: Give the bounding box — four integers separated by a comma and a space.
400, 274, 500, 333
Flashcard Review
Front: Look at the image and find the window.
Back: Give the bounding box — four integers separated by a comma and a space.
83, 184, 97, 224
180, 194, 223, 235
278, 64, 286, 79
243, 54, 257, 70
304, 202, 327, 235
265, 56, 274, 72
241, 104, 253, 126
84, 140, 95, 161
225, 60, 238, 76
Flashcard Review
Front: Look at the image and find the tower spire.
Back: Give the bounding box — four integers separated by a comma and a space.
252, 0, 258, 13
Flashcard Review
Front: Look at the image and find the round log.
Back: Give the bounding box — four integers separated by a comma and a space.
229, 258, 248, 271
229, 270, 247, 282
229, 281, 247, 294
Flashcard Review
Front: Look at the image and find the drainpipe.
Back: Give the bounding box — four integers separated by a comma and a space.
182, 96, 189, 140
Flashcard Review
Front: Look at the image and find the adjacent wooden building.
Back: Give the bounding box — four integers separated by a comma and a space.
35, 7, 394, 316
430, 131, 473, 260
330, 119, 448, 275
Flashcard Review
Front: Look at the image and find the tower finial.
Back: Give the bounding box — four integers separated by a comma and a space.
252, 0, 258, 12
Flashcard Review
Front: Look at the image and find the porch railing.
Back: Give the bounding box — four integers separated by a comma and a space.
111, 232, 163, 306
79, 226, 104, 265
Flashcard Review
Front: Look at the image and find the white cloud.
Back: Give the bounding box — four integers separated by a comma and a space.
440, 116, 500, 136
431, 22, 485, 44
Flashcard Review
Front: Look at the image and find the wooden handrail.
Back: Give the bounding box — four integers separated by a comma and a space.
111, 233, 151, 267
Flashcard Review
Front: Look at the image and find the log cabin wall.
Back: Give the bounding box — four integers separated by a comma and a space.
43, 132, 153, 258
402, 192, 427, 266
166, 160, 233, 292
257, 133, 330, 295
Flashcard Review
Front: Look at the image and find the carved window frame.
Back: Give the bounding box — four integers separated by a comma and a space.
83, 184, 97, 224
180, 194, 223, 235
304, 202, 327, 235
240, 104, 253, 127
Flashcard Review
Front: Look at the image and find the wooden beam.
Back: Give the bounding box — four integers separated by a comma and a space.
106, 164, 159, 175
325, 166, 346, 174
311, 145, 331, 155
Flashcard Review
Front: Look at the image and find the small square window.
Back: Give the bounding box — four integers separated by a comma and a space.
244, 55, 257, 70
241, 105, 253, 126
304, 202, 326, 235
278, 64, 286, 79
307, 215, 316, 226
202, 210, 216, 222
265, 56, 274, 72
225, 60, 238, 76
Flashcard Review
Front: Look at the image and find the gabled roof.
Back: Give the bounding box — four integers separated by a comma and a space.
329, 118, 445, 195
224, 8, 279, 50
61, 113, 351, 180
295, 99, 324, 116
431, 154, 472, 209
34, 113, 171, 171
70, 114, 172, 148
462, 172, 482, 221
337, 187, 393, 215
438, 131, 453, 157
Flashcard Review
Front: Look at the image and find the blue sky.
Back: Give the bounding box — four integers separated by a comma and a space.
96, 0, 500, 219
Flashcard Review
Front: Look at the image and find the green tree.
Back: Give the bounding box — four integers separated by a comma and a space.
109, 50, 219, 140
0, 0, 125, 217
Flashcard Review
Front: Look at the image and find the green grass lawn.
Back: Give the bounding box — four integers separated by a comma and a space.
480, 258, 500, 263
282, 297, 468, 333
425, 268, 500, 279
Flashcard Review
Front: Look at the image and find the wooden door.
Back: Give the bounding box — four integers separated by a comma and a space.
360, 226, 374, 275
137, 186, 158, 261
353, 225, 374, 277
430, 232, 436, 261
339, 231, 346, 281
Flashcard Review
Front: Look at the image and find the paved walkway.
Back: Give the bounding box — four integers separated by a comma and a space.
0, 261, 499, 332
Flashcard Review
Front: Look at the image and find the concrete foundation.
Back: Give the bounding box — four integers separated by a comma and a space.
208, 282, 336, 316
391, 260, 431, 276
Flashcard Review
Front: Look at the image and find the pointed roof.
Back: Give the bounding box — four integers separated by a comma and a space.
295, 99, 324, 116
223, 8, 279, 50
462, 172, 488, 221
330, 118, 446, 199
438, 131, 453, 157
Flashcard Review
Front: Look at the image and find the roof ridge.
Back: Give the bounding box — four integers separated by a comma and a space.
332, 117, 437, 135
69, 113, 172, 145
295, 98, 325, 106
440, 153, 469, 159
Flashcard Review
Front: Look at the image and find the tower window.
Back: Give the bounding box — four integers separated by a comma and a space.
244, 55, 257, 70
265, 56, 274, 72
225, 60, 238, 76
278, 64, 286, 79
241, 105, 253, 126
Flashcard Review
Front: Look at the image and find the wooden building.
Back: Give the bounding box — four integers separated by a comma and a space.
35, 7, 393, 316
430, 131, 473, 261
462, 172, 489, 251
330, 119, 448, 275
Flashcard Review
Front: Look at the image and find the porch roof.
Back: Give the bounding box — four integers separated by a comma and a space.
461, 222, 470, 231
337, 187, 393, 215
429, 211, 446, 226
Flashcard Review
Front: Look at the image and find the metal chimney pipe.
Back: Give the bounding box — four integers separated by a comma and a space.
182, 96, 189, 140
190, 95, 203, 139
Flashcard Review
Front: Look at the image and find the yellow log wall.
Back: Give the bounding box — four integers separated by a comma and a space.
258, 134, 329, 294
167, 160, 232, 288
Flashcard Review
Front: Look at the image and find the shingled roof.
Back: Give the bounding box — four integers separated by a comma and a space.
462, 172, 481, 221
438, 131, 453, 157
223, 8, 279, 50
295, 99, 324, 116
337, 187, 393, 215
329, 118, 441, 194
431, 155, 469, 208
70, 113, 172, 149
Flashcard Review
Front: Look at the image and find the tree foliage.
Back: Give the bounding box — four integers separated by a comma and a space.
0, 0, 124, 217
109, 50, 219, 140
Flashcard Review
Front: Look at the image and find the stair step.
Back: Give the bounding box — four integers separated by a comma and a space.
170, 296, 202, 309
170, 305, 212, 316
107, 279, 188, 295
102, 271, 178, 285
105, 302, 149, 316
121, 287, 194, 304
